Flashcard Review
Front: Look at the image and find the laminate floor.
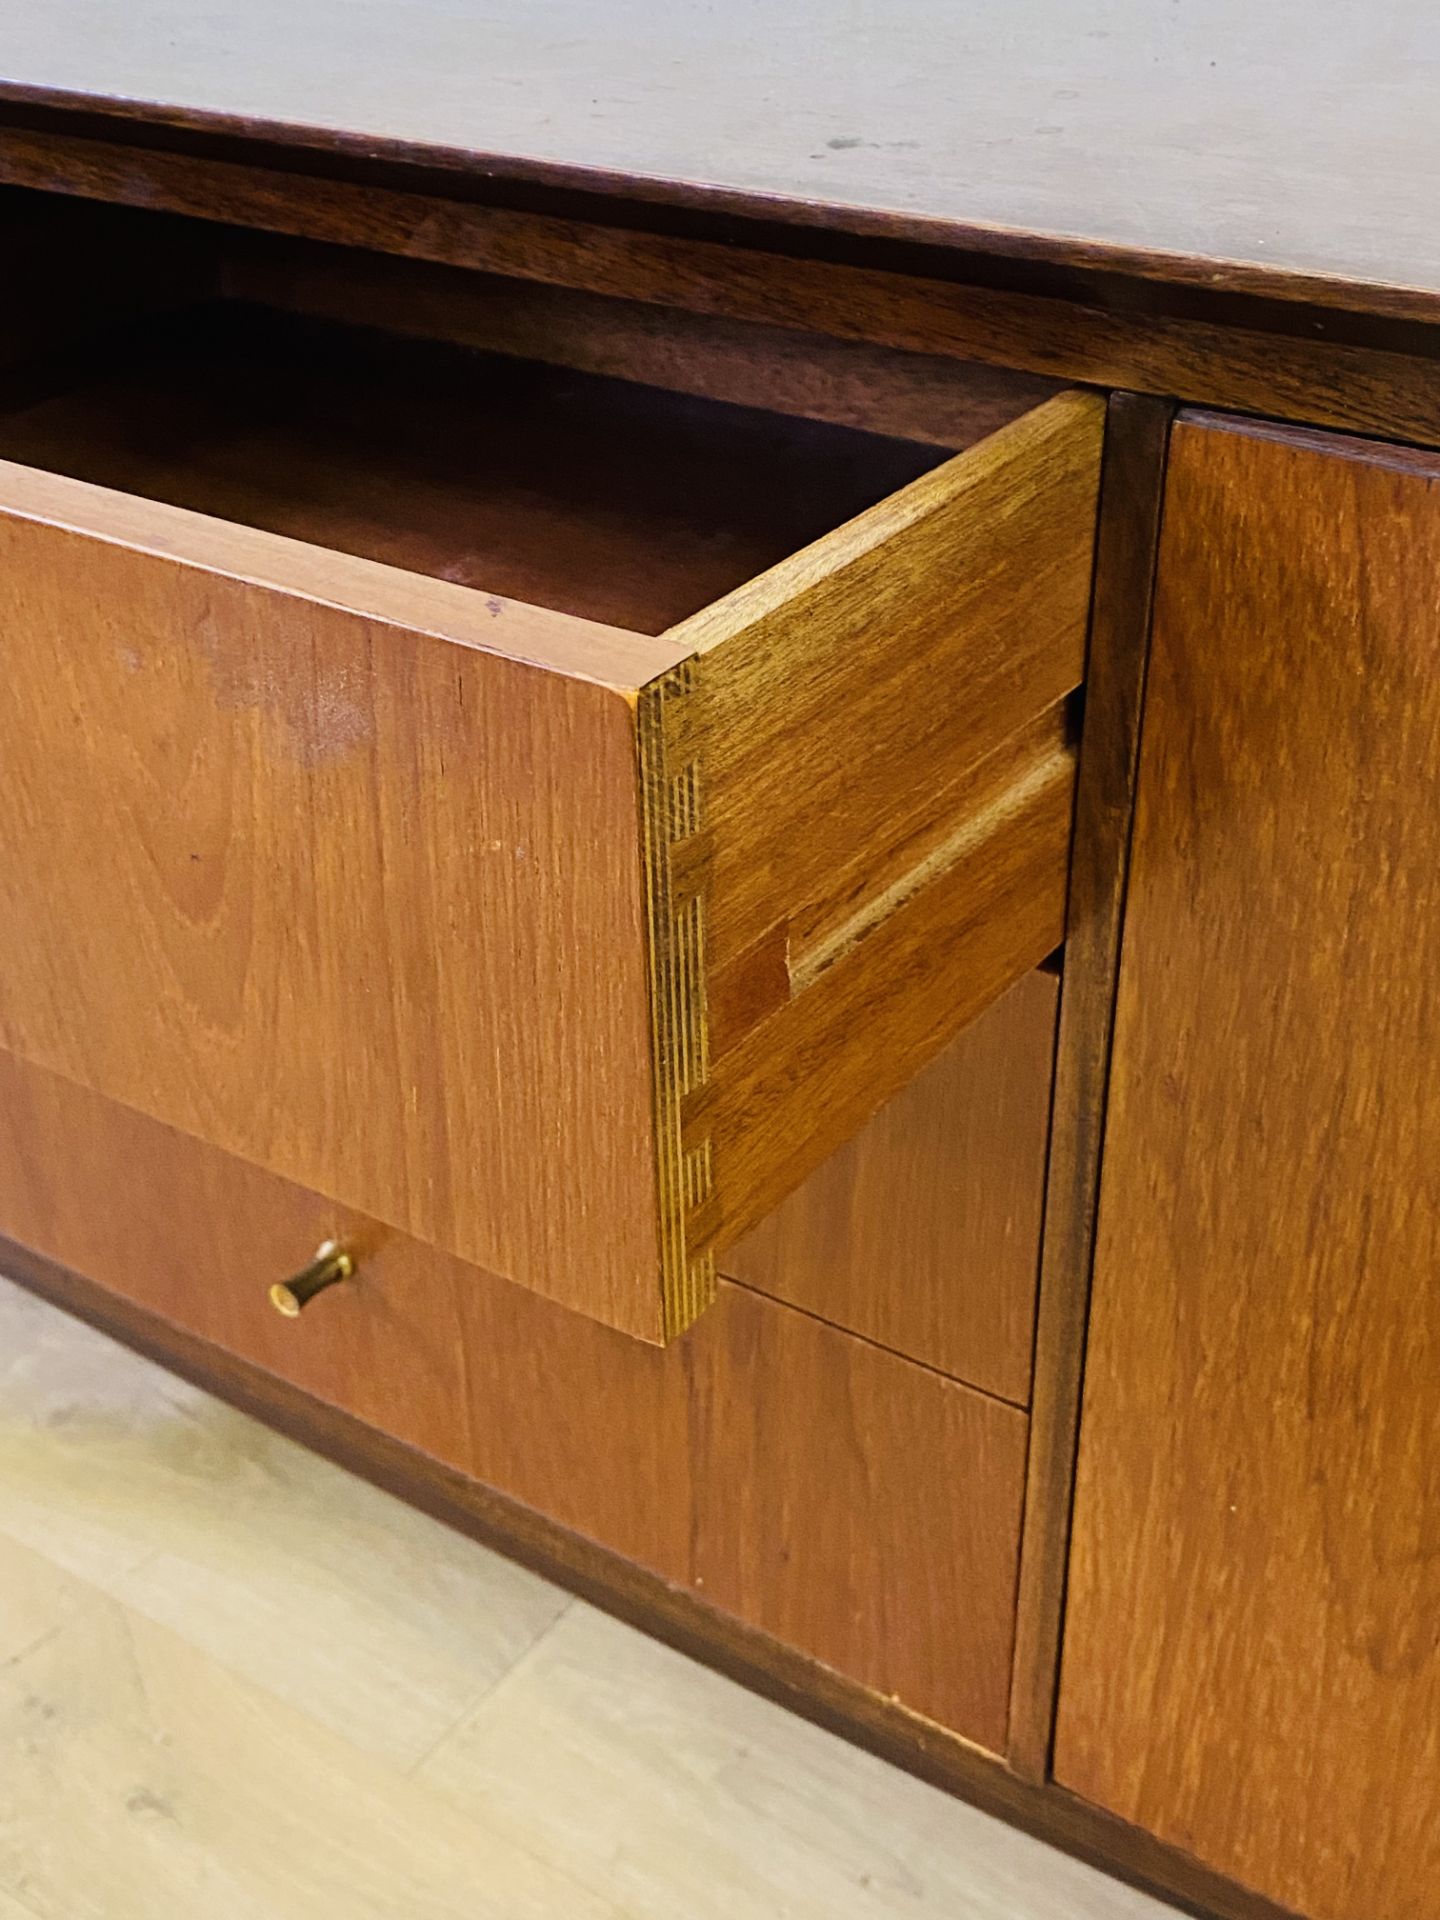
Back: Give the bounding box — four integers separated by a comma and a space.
0, 1272, 1171, 1919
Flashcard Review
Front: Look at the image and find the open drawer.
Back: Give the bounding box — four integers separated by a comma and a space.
0, 303, 1101, 1340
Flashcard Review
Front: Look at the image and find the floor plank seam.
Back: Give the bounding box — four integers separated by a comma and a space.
403, 1595, 579, 1781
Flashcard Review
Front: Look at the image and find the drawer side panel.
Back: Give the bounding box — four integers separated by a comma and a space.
659, 391, 1101, 1273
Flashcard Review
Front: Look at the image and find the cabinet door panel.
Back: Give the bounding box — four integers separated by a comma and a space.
1054, 415, 1440, 1920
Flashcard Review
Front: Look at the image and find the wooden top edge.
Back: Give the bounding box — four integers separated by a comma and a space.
664, 390, 1103, 658
0, 457, 685, 690
4, 74, 1440, 331
1178, 407, 1440, 480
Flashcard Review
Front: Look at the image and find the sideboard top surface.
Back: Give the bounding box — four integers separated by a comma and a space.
1, 1, 1438, 322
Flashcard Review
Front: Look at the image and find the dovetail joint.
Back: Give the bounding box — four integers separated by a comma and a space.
670, 759, 703, 841
638, 661, 716, 1337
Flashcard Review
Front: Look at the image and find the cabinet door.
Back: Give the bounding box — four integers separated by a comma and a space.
1054, 414, 1440, 1920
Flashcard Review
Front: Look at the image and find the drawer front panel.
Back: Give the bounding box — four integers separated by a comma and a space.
0, 1046, 471, 1465
0, 465, 676, 1337
724, 970, 1058, 1403
0, 1045, 1027, 1753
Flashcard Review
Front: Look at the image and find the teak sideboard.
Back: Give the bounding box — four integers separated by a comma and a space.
1, 11, 1438, 1918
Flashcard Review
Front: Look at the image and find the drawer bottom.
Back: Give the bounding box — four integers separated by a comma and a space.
0, 1048, 1027, 1753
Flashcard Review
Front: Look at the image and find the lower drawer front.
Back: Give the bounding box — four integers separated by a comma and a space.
0, 1047, 1027, 1753
725, 970, 1056, 1403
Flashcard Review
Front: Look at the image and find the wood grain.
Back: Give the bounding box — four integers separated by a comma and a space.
6, 0, 1440, 318
0, 1046, 1028, 1754
672, 392, 1100, 980
5, 134, 1440, 447
688, 705, 1076, 1257
0, 461, 679, 1338
221, 238, 1061, 448
0, 1048, 474, 1470
1054, 414, 1440, 1920
689, 1289, 1027, 1750
0, 450, 672, 683
725, 972, 1057, 1403
461, 1262, 1032, 1749
667, 392, 1101, 1264
1007, 393, 1173, 1776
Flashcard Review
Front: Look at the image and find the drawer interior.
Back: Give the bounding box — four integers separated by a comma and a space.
0, 301, 996, 634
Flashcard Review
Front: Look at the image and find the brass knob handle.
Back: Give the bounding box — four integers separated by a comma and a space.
269, 1240, 354, 1317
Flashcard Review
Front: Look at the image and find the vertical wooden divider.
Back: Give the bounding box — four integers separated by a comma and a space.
1006, 391, 1174, 1778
